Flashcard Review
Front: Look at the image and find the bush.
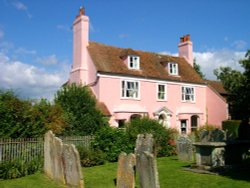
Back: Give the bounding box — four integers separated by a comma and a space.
76, 146, 106, 167
126, 117, 178, 157
92, 127, 134, 162
222, 120, 241, 138
0, 157, 43, 180
0, 90, 66, 138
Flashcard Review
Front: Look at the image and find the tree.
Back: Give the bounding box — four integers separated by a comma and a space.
0, 90, 66, 138
54, 84, 107, 136
214, 50, 250, 121
193, 58, 205, 79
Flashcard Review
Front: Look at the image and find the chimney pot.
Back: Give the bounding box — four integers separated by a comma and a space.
79, 7, 85, 16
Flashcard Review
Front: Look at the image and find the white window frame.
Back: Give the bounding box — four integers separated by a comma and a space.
157, 84, 167, 101
121, 80, 140, 99
128, 55, 140, 70
181, 86, 195, 102
168, 62, 178, 75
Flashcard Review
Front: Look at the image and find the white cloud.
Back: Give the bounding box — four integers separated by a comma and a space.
15, 47, 36, 55
231, 40, 247, 50
194, 49, 245, 80
11, 1, 32, 18
36, 54, 58, 65
118, 34, 129, 39
12, 1, 27, 10
57, 24, 71, 32
0, 53, 69, 100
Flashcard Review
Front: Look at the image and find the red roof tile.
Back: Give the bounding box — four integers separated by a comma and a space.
88, 42, 205, 84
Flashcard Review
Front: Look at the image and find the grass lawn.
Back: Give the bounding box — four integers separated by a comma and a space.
1, 156, 250, 188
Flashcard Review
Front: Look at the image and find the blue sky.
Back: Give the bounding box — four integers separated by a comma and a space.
0, 0, 249, 99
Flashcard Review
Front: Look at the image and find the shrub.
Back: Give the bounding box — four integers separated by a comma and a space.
76, 146, 106, 167
92, 126, 133, 162
0, 157, 43, 180
126, 117, 178, 157
222, 120, 241, 139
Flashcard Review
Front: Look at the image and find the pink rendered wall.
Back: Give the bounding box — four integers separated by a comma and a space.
178, 41, 193, 67
69, 13, 89, 85
97, 75, 208, 133
206, 86, 228, 127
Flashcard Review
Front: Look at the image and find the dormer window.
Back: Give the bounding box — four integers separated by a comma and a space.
168, 62, 178, 75
128, 55, 140, 70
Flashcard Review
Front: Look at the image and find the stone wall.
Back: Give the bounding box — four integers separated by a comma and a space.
44, 131, 84, 188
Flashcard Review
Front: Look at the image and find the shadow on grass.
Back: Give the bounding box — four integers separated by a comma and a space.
218, 165, 250, 182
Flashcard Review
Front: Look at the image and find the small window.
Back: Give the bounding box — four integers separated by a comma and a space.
128, 55, 140, 70
122, 80, 140, 99
191, 115, 199, 132
157, 84, 167, 101
118, 120, 126, 128
181, 120, 187, 134
168, 62, 178, 75
182, 86, 195, 102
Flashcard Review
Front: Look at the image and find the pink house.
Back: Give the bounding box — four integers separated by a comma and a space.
68, 7, 228, 134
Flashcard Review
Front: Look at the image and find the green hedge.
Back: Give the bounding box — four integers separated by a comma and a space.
222, 120, 241, 138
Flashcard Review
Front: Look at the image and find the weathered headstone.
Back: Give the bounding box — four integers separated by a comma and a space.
44, 131, 84, 188
176, 136, 194, 161
135, 134, 154, 155
137, 151, 160, 188
63, 144, 84, 188
116, 152, 136, 188
44, 131, 65, 183
135, 134, 160, 188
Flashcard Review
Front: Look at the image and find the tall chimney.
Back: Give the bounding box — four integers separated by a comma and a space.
178, 34, 193, 67
69, 7, 89, 84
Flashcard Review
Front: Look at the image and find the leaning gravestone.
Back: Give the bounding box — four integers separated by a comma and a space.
62, 144, 84, 188
44, 131, 65, 183
176, 136, 194, 161
44, 131, 84, 188
135, 134, 160, 188
116, 152, 136, 188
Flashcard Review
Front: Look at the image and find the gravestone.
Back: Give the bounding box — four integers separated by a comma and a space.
62, 144, 84, 188
135, 134, 160, 188
137, 151, 160, 188
176, 136, 194, 161
44, 131, 84, 188
116, 152, 136, 188
135, 134, 154, 155
44, 131, 65, 183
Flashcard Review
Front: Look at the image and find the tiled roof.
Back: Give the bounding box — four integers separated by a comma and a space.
206, 80, 227, 95
88, 42, 205, 84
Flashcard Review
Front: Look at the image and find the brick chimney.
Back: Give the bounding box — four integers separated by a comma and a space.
178, 34, 193, 67
69, 7, 89, 84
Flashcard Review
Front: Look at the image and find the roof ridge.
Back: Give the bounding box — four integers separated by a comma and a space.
89, 41, 179, 59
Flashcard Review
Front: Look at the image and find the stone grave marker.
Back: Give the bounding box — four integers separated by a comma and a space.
135, 134, 160, 188
176, 136, 194, 161
116, 152, 136, 188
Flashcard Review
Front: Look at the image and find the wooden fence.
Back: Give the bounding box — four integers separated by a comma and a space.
0, 136, 94, 163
